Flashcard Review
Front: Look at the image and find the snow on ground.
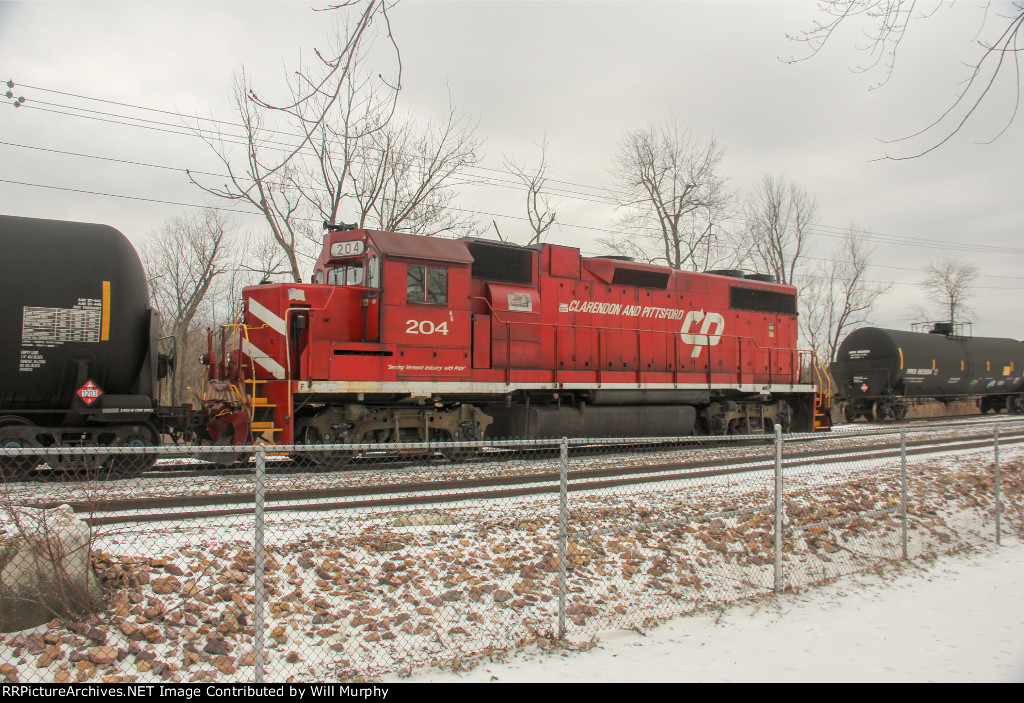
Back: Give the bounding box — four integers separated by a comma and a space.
1, 423, 1021, 683
384, 540, 1024, 683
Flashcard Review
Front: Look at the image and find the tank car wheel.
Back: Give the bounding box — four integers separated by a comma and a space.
894, 404, 908, 421
104, 430, 159, 479
0, 420, 42, 481
843, 404, 859, 424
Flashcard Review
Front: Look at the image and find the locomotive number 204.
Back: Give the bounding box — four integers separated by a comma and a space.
405, 319, 450, 335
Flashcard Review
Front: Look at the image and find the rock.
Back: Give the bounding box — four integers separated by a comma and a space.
393, 511, 458, 527
85, 646, 119, 666
25, 633, 45, 655
0, 505, 104, 632
151, 577, 182, 595
204, 637, 233, 656
212, 656, 236, 674
492, 590, 513, 603
36, 645, 61, 668
119, 621, 144, 641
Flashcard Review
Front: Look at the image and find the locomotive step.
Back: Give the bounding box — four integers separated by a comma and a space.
251, 422, 281, 432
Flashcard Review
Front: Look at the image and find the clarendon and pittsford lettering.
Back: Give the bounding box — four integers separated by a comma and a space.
558, 299, 726, 358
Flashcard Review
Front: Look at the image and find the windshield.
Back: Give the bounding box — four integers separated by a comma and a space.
327, 263, 364, 286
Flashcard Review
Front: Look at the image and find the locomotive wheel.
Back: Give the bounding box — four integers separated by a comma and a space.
0, 419, 42, 481
441, 425, 480, 463
294, 425, 353, 469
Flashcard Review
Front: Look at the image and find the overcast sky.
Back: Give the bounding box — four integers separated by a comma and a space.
2, 0, 1022, 340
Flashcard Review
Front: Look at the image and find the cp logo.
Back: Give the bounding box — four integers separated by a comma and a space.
680, 310, 725, 358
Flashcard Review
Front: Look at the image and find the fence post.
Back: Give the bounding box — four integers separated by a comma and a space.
901, 428, 908, 560
556, 437, 569, 639
995, 425, 1001, 546
557, 437, 568, 639
774, 423, 783, 594
253, 444, 267, 683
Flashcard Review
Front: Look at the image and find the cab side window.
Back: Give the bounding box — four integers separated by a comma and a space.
407, 265, 448, 304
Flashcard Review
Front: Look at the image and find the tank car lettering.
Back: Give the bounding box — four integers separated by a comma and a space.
847, 349, 871, 359
18, 349, 44, 372
21, 298, 103, 348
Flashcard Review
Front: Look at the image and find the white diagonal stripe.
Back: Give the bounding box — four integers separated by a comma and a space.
242, 338, 286, 379
248, 298, 287, 336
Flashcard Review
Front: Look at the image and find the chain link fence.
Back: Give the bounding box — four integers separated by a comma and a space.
1, 419, 1021, 683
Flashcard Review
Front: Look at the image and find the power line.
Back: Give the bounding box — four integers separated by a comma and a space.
6, 81, 1024, 264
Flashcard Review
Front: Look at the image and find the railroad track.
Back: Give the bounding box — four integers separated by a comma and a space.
37, 425, 1024, 527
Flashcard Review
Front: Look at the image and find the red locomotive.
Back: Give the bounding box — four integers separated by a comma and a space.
201, 228, 829, 456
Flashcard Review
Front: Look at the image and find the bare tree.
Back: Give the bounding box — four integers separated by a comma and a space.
188, 1, 401, 281
502, 136, 559, 245
800, 226, 892, 362
788, 1, 1024, 157
745, 174, 817, 285
604, 118, 730, 270
143, 209, 234, 403
342, 104, 482, 237
921, 258, 980, 325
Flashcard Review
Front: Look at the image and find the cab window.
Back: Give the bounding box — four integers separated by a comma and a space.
327, 263, 364, 286
407, 265, 448, 304
366, 254, 380, 288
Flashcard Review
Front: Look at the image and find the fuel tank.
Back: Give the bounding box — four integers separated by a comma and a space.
485, 404, 697, 439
